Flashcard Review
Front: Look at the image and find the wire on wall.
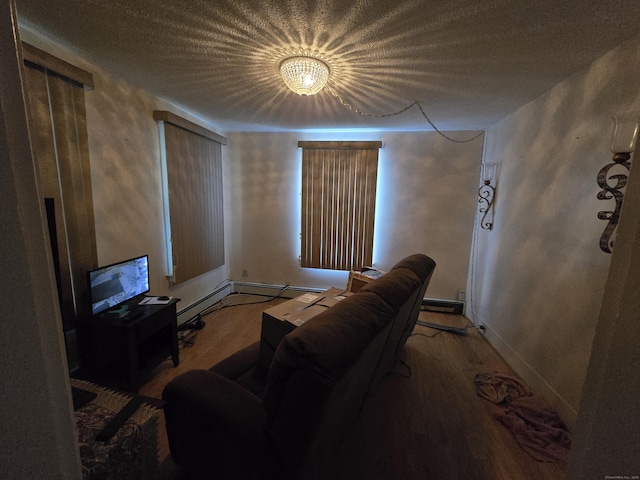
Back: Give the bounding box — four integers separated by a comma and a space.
326, 84, 484, 144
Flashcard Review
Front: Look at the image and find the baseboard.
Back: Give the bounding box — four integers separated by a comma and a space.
176, 281, 319, 326
183, 279, 466, 327
232, 282, 464, 314
470, 307, 578, 427
176, 281, 233, 325
231, 281, 323, 298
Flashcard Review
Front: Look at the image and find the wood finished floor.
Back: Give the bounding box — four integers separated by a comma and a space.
140, 294, 567, 480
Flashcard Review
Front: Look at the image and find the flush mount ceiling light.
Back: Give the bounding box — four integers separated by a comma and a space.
280, 56, 330, 96
279, 56, 482, 144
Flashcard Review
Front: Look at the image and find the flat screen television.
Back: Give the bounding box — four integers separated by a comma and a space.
88, 255, 150, 315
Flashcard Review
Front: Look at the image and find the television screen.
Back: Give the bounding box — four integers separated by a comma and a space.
88, 255, 150, 315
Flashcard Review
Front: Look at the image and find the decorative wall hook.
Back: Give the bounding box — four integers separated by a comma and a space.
478, 163, 497, 230
597, 114, 639, 253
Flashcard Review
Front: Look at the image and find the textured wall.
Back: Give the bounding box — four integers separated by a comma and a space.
567, 111, 640, 479
470, 34, 640, 424
20, 29, 232, 310
227, 130, 484, 300
2, 14, 81, 478
84, 70, 232, 306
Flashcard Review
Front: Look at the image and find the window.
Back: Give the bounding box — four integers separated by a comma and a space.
299, 141, 381, 271
154, 111, 226, 284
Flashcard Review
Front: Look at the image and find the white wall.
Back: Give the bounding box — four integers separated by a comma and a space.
227, 130, 484, 301
568, 120, 640, 478
469, 34, 640, 425
1, 6, 81, 477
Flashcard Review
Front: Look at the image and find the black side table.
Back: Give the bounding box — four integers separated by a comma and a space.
80, 298, 180, 392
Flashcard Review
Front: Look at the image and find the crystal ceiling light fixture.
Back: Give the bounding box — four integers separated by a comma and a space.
280, 56, 330, 96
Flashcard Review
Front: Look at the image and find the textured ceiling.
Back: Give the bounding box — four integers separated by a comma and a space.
14, 0, 640, 132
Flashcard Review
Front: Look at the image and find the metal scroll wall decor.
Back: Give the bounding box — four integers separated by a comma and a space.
478, 162, 497, 230
597, 115, 639, 253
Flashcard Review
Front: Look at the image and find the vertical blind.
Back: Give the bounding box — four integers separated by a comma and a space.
21, 42, 97, 329
154, 111, 226, 284
299, 141, 381, 271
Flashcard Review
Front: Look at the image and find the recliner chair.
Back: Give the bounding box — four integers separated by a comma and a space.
162, 254, 436, 480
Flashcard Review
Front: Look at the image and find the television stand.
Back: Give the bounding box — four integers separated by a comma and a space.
80, 298, 180, 392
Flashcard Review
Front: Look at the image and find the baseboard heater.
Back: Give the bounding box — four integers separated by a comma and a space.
233, 282, 465, 316
176, 281, 233, 325
421, 298, 465, 315
179, 283, 465, 319
232, 281, 323, 299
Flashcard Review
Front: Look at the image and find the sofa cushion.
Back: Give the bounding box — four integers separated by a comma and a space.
362, 254, 436, 383
263, 290, 396, 417
262, 290, 398, 479
162, 369, 266, 479
391, 253, 437, 282
392, 254, 436, 348
359, 266, 421, 309
210, 342, 268, 399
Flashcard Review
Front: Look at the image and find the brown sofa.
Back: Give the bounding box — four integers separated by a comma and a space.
162, 254, 436, 480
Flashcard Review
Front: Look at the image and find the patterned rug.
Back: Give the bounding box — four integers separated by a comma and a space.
71, 379, 161, 479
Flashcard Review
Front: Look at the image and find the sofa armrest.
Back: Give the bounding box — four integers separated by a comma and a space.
162, 369, 265, 476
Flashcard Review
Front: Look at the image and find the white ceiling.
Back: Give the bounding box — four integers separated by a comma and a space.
15, 0, 640, 132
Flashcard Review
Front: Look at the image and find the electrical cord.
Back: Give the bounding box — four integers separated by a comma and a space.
388, 329, 446, 380
411, 330, 444, 339
326, 84, 484, 144
202, 282, 247, 315
177, 330, 198, 349
179, 284, 292, 330
393, 358, 412, 379
200, 284, 291, 319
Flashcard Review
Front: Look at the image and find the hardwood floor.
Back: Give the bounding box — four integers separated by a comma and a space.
140, 294, 567, 480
